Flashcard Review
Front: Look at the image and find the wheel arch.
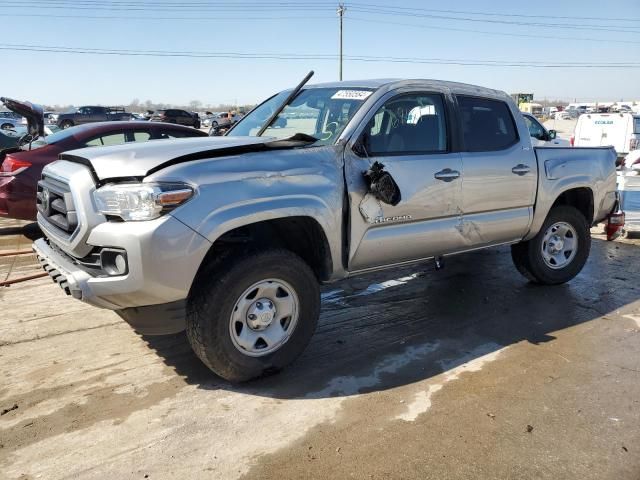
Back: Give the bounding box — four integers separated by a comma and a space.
525, 184, 595, 241
550, 187, 594, 225
191, 214, 335, 291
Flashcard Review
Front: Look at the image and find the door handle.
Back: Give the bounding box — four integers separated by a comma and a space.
512, 164, 531, 176
434, 168, 460, 182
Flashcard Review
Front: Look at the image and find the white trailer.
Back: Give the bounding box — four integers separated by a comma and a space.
573, 113, 640, 158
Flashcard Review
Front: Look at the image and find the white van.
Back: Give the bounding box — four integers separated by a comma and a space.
573, 113, 640, 159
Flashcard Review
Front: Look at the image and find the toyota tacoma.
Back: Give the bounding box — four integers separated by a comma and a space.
34, 74, 621, 381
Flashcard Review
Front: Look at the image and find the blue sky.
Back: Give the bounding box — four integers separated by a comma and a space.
1, 0, 639, 106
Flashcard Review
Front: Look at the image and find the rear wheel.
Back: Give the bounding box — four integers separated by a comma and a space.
511, 205, 590, 285
186, 249, 320, 382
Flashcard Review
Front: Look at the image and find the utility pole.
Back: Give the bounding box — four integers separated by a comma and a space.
337, 3, 346, 81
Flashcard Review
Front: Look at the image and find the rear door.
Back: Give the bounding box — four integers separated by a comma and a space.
456, 95, 536, 245
345, 89, 466, 272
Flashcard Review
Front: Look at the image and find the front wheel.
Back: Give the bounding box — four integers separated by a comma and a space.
61, 120, 74, 129
511, 205, 590, 285
186, 249, 320, 382
1, 123, 13, 130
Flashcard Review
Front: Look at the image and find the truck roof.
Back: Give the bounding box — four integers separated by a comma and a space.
305, 78, 510, 100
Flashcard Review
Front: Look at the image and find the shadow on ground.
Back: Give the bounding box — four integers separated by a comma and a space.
142, 239, 638, 400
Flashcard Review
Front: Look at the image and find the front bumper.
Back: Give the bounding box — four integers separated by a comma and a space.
34, 214, 212, 310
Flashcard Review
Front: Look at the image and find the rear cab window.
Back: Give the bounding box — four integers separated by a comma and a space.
457, 96, 519, 151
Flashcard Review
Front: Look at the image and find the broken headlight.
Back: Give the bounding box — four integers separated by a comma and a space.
93, 182, 194, 221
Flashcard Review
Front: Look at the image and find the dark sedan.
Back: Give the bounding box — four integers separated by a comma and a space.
0, 121, 208, 220
150, 109, 201, 129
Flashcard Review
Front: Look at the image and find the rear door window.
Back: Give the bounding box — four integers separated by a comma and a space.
131, 131, 152, 142
457, 96, 519, 151
84, 132, 127, 147
155, 129, 194, 139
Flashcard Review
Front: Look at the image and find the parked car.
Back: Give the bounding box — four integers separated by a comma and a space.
0, 124, 59, 149
150, 109, 201, 129
202, 112, 221, 129
209, 112, 240, 129
522, 112, 569, 147
44, 112, 58, 124
618, 154, 640, 236
56, 106, 132, 129
0, 116, 208, 221
0, 129, 22, 149
555, 111, 572, 120
572, 113, 640, 162
0, 117, 21, 130
33, 77, 620, 382
0, 107, 26, 130
613, 104, 633, 113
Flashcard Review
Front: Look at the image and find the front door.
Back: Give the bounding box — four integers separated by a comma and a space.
345, 90, 465, 272
455, 95, 537, 246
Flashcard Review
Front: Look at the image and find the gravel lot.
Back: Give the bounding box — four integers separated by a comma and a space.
0, 218, 639, 479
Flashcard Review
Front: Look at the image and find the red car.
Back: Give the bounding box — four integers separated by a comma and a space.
0, 117, 207, 221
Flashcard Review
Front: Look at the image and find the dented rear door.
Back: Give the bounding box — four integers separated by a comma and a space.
455, 95, 536, 247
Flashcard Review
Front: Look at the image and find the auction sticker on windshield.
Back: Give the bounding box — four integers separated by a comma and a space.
331, 90, 373, 101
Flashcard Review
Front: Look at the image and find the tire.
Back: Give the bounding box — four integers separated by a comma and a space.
61, 120, 74, 129
1, 123, 13, 130
187, 249, 320, 382
511, 205, 590, 285
211, 121, 218, 127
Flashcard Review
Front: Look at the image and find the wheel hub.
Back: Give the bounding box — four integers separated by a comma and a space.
246, 298, 277, 331
541, 221, 578, 270
547, 235, 564, 253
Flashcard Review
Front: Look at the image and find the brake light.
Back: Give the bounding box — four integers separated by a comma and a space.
0, 155, 31, 177
570, 135, 575, 147
606, 211, 625, 241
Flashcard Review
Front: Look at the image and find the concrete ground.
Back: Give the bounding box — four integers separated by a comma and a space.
0, 220, 639, 480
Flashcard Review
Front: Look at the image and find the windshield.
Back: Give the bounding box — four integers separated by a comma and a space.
229, 87, 375, 145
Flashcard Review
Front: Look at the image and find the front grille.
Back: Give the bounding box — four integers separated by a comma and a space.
37, 175, 78, 235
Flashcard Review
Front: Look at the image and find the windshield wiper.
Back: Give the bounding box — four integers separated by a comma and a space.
256, 70, 314, 137
265, 133, 318, 149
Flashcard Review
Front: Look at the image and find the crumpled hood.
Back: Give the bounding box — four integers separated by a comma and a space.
60, 136, 279, 181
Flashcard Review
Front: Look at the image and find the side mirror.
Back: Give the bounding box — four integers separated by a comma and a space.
363, 161, 401, 206
547, 129, 557, 140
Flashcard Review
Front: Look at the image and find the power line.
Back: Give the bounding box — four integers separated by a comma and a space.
0, 1, 332, 11
6, 0, 640, 32
346, 6, 640, 33
348, 17, 640, 46
1, 43, 638, 68
0, 12, 335, 21
348, 1, 640, 23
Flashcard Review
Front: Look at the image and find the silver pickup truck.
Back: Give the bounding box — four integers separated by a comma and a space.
33, 77, 619, 381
